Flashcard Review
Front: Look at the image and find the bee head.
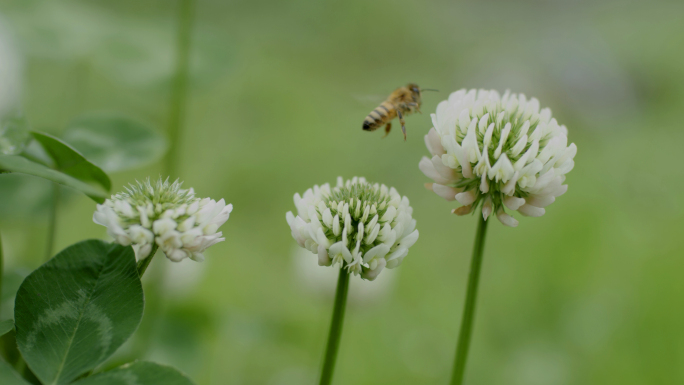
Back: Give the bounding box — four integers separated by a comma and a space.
407, 83, 421, 95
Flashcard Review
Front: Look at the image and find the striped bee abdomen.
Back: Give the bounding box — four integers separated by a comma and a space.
362, 101, 396, 131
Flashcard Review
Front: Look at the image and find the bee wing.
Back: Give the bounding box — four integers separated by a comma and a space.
352, 94, 387, 106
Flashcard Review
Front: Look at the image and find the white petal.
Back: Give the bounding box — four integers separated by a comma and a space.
518, 204, 545, 217
386, 248, 408, 269
362, 244, 390, 263
332, 214, 340, 236
365, 223, 381, 244
455, 190, 477, 206
322, 208, 333, 227
453, 205, 472, 215
432, 184, 460, 201
432, 155, 458, 183
318, 244, 332, 266
361, 258, 386, 281
482, 197, 493, 220
525, 194, 555, 208
425, 127, 445, 156
398, 229, 419, 249
504, 196, 526, 210
381, 206, 397, 222
496, 209, 519, 227
488, 154, 515, 183
419, 156, 450, 184
480, 173, 489, 193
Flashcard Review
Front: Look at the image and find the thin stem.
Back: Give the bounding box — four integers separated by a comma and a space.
450, 215, 489, 385
45, 183, 60, 261
136, 243, 159, 278
319, 266, 351, 385
124, 0, 195, 363
164, 0, 195, 178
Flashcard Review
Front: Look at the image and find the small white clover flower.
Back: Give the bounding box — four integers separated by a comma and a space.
286, 176, 418, 281
93, 178, 232, 262
421, 89, 577, 227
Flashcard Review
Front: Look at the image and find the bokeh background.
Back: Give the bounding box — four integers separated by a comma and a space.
1, 0, 683, 384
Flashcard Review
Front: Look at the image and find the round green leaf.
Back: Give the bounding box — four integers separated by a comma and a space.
0, 319, 13, 336
0, 154, 108, 203
71, 361, 195, 385
62, 114, 168, 172
0, 359, 30, 385
31, 131, 111, 191
14, 240, 144, 385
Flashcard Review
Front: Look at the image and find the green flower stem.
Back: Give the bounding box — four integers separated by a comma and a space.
319, 266, 351, 385
450, 215, 489, 385
129, 0, 196, 361
45, 183, 60, 260
136, 243, 159, 278
164, 0, 195, 178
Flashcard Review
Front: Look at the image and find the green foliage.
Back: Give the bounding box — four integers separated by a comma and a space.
2, 270, 27, 319
0, 319, 13, 336
0, 155, 108, 203
62, 114, 168, 173
70, 361, 194, 385
0, 114, 31, 156
14, 240, 144, 385
0, 358, 30, 385
31, 132, 111, 192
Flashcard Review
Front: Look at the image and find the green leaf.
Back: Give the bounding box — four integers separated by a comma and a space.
0, 154, 108, 203
0, 319, 13, 336
2, 269, 29, 316
31, 131, 111, 192
62, 114, 168, 173
14, 240, 144, 385
71, 361, 195, 385
0, 113, 31, 156
0, 358, 30, 385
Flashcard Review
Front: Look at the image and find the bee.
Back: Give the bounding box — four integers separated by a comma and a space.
362, 83, 437, 141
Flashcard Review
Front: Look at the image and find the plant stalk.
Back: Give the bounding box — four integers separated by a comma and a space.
136, 243, 159, 278
450, 215, 489, 385
126, 0, 196, 363
319, 266, 351, 385
164, 0, 195, 178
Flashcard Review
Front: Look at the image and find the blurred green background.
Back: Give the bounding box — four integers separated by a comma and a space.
1, 0, 683, 384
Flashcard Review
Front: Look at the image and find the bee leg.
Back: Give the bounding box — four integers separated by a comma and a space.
396, 109, 407, 141
382, 122, 392, 138
407, 102, 422, 114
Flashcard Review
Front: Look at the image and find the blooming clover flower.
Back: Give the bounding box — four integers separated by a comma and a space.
286, 177, 418, 281
93, 178, 232, 262
421, 89, 576, 227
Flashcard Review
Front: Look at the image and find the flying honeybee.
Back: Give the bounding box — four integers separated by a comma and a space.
362, 83, 437, 140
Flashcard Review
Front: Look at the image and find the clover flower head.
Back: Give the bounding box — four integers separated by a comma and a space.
93, 177, 232, 262
421, 89, 576, 227
286, 176, 418, 281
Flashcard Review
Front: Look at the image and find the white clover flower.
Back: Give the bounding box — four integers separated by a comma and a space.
286, 177, 418, 281
421, 89, 576, 227
93, 178, 232, 262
